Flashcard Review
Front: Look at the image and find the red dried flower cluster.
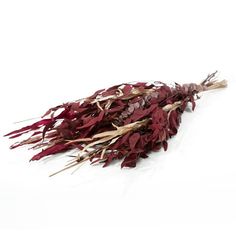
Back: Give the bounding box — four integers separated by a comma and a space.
5, 72, 227, 176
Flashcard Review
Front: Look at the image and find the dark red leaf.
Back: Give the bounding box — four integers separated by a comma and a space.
111, 133, 130, 149
130, 104, 156, 122
121, 153, 138, 168
42, 120, 56, 139
4, 119, 52, 137
123, 85, 132, 96
162, 141, 168, 151
129, 133, 140, 151
190, 96, 196, 111
30, 144, 68, 161
77, 111, 105, 130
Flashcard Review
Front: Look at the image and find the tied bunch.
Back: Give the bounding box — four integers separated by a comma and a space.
5, 72, 227, 176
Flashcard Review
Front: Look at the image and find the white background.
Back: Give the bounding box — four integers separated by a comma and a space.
0, 0, 236, 235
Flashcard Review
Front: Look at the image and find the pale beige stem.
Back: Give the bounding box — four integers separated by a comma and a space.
162, 101, 182, 112
204, 79, 227, 91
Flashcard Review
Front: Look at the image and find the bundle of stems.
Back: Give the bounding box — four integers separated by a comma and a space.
5, 71, 227, 176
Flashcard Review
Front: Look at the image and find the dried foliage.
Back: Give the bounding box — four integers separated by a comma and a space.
5, 72, 227, 176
